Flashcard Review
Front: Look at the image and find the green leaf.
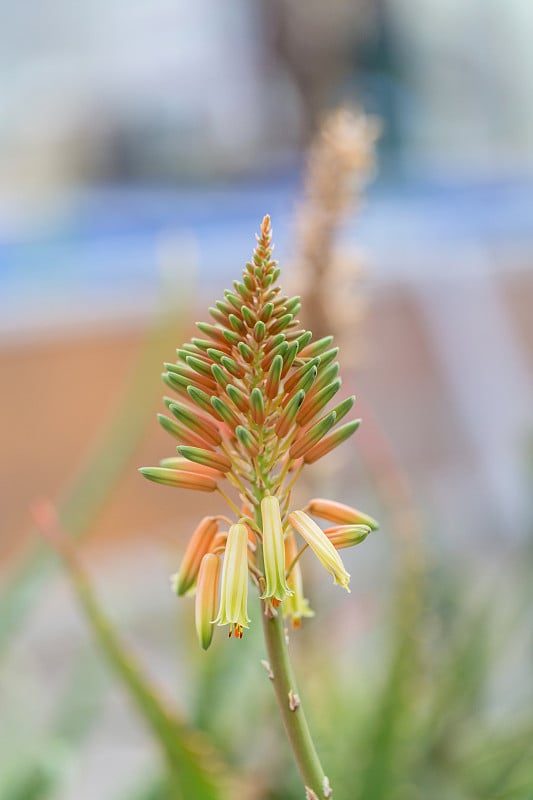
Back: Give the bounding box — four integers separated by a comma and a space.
51, 539, 227, 800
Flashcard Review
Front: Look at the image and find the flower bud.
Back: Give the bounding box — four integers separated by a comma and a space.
289, 411, 337, 460
177, 446, 232, 473
250, 388, 265, 424
265, 354, 283, 399
324, 524, 371, 549
139, 467, 218, 492
303, 419, 361, 464
226, 385, 249, 413
299, 335, 334, 358
195, 553, 221, 650
168, 402, 222, 446
159, 457, 223, 480
174, 516, 219, 595
275, 390, 305, 438
306, 498, 379, 530
157, 414, 215, 450
296, 379, 341, 427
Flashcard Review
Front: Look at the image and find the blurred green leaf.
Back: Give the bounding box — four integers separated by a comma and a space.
52, 536, 228, 800
356, 566, 423, 800
0, 656, 107, 800
118, 772, 175, 800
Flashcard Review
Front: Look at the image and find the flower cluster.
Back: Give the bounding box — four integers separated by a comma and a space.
140, 216, 377, 648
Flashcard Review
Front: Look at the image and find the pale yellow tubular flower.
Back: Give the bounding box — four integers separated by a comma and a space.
288, 510, 351, 592
282, 531, 314, 628
215, 523, 251, 638
195, 553, 221, 650
261, 495, 293, 602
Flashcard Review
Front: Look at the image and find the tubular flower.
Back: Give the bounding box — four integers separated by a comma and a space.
140, 215, 377, 645
215, 523, 250, 638
324, 524, 371, 549
288, 511, 351, 591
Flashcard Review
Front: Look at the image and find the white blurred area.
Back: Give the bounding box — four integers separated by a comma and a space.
0, 0, 296, 202
1, 0, 533, 204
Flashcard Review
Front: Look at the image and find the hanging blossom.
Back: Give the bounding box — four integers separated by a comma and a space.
140, 216, 378, 648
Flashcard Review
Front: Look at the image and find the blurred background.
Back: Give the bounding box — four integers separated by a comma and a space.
1, 2, 533, 799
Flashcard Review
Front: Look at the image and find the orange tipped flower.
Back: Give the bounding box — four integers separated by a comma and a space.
307, 498, 379, 530
303, 419, 361, 463
195, 553, 221, 650
177, 446, 232, 473
140, 215, 377, 644
168, 402, 222, 446
159, 456, 224, 480
289, 411, 337, 460
324, 524, 371, 549
174, 516, 219, 596
289, 510, 351, 591
138, 467, 218, 492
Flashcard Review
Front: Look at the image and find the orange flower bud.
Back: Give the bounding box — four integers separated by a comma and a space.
195, 553, 221, 650
306, 498, 379, 530
174, 516, 219, 595
324, 524, 371, 549
177, 446, 232, 473
168, 402, 222, 447
139, 467, 218, 492
303, 419, 361, 464
289, 412, 337, 460
159, 457, 224, 480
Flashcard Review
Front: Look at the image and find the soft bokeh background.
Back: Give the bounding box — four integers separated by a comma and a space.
1, 2, 533, 799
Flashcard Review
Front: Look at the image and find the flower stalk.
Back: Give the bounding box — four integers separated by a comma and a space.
140, 215, 378, 796
261, 606, 331, 799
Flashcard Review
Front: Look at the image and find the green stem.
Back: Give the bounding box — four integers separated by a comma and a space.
261, 604, 330, 798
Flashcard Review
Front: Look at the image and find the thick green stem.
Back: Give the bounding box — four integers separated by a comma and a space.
261, 604, 331, 798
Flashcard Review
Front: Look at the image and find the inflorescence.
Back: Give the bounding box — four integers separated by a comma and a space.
140, 216, 377, 648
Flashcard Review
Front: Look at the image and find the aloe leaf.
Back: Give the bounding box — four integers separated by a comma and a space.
49, 535, 227, 800
0, 655, 107, 800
